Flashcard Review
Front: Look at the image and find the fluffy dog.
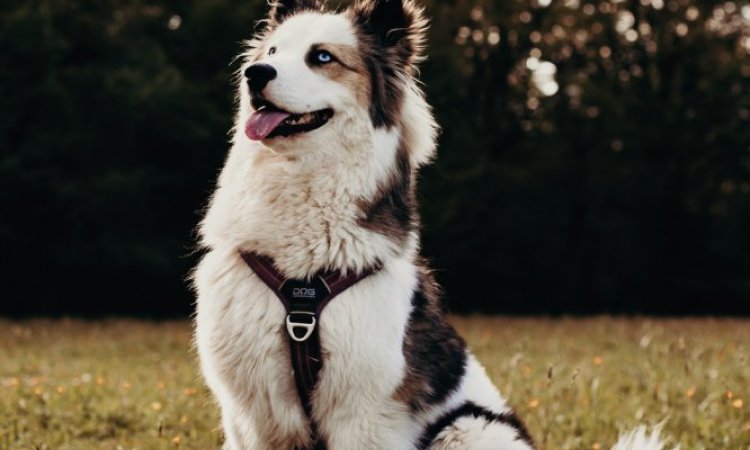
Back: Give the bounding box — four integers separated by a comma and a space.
192, 0, 675, 449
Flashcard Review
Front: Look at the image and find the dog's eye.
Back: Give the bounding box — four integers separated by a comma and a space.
268, 47, 276, 56
312, 50, 333, 64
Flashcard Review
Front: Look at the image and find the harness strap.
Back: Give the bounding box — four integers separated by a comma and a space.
239, 251, 378, 449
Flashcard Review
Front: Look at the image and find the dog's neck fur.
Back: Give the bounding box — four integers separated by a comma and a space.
200, 120, 412, 278
200, 79, 435, 279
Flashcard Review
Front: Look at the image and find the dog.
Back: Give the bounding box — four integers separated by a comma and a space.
192, 0, 675, 448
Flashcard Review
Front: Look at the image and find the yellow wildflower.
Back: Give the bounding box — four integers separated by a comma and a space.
685, 386, 696, 398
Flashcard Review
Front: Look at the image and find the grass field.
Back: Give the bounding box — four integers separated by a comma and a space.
1, 318, 748, 450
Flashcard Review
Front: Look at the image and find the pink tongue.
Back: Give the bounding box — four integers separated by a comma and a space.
245, 110, 291, 140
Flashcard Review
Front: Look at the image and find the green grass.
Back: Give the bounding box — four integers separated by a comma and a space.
1, 318, 748, 450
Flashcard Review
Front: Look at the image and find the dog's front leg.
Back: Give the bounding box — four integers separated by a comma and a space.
221, 411, 245, 450
222, 408, 292, 450
311, 263, 419, 449
317, 401, 418, 450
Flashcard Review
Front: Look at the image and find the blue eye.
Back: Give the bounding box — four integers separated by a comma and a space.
315, 50, 333, 64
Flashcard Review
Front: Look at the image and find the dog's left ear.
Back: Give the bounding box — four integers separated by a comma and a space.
268, 0, 322, 26
352, 0, 428, 69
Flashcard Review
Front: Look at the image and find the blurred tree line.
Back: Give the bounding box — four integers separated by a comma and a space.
1, 0, 748, 316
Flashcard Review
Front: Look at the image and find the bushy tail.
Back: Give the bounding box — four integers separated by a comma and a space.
610, 425, 679, 450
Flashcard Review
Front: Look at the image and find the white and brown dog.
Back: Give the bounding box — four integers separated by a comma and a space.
192, 0, 675, 449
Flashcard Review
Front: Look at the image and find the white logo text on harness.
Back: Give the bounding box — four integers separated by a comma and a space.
292, 287, 317, 299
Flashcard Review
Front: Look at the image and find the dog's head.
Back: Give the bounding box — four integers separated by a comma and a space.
237, 0, 436, 164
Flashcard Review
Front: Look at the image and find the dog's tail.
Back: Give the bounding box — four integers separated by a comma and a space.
610, 425, 679, 450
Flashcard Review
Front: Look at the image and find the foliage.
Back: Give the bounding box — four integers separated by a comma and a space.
1, 0, 749, 315
418, 0, 750, 313
0, 318, 748, 449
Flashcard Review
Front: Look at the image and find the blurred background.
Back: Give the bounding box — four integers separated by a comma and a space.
1, 0, 748, 317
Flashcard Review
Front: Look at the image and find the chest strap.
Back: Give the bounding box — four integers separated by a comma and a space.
239, 251, 379, 448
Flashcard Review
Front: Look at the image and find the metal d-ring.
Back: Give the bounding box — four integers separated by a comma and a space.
286, 312, 317, 342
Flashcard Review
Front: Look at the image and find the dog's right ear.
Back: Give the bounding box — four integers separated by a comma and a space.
352, 0, 428, 73
268, 0, 321, 26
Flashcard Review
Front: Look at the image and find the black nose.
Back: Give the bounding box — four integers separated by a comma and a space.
244, 64, 277, 93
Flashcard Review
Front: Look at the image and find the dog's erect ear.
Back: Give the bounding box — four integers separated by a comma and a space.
353, 0, 428, 67
269, 0, 321, 26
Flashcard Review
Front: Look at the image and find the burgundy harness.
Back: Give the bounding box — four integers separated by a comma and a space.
240, 251, 379, 448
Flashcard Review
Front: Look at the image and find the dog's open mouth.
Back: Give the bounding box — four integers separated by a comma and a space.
245, 99, 333, 141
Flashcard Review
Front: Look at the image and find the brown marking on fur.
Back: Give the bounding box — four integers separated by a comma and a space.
496, 410, 535, 448
393, 260, 467, 412
349, 26, 405, 128
350, 0, 427, 71
310, 44, 371, 110
268, 0, 322, 27
357, 141, 417, 244
416, 401, 536, 449
348, 0, 429, 128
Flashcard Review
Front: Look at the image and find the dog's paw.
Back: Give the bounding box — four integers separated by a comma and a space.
427, 415, 535, 450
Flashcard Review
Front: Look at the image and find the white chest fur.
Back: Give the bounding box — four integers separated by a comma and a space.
194, 247, 420, 449
199, 122, 403, 279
